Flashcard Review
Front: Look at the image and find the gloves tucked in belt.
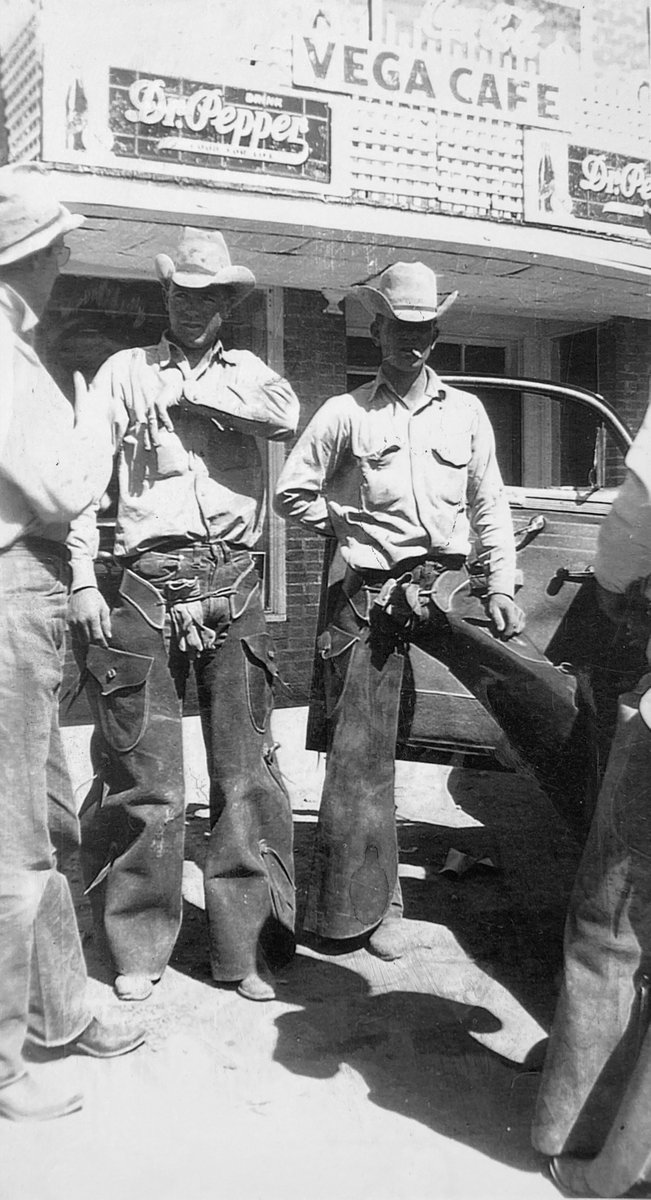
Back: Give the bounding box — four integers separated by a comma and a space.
373, 573, 430, 628
166, 578, 217, 654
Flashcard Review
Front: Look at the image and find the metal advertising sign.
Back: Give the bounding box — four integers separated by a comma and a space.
108, 68, 331, 183
292, 0, 581, 130
524, 129, 651, 234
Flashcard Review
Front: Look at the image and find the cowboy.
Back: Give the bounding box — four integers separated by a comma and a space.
274, 261, 523, 958
0, 164, 144, 1123
68, 227, 299, 1003
532, 389, 651, 1198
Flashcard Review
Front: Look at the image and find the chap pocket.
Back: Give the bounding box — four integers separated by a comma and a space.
317, 625, 359, 719
85, 645, 154, 754
241, 632, 279, 734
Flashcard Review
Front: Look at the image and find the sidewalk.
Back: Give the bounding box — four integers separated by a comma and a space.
0, 709, 581, 1200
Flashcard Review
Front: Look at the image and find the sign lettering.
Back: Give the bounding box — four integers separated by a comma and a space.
292, 36, 567, 127
109, 69, 331, 181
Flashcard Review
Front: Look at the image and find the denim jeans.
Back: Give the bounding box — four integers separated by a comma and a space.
0, 542, 91, 1087
80, 543, 295, 982
532, 673, 651, 1179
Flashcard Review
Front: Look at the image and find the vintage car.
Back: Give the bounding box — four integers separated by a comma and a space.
305, 376, 644, 836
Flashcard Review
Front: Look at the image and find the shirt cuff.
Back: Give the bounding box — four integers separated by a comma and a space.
70, 557, 98, 591
485, 571, 515, 598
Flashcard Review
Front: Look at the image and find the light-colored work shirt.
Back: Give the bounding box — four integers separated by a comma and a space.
0, 283, 109, 550
68, 335, 299, 589
274, 366, 516, 596
594, 390, 651, 594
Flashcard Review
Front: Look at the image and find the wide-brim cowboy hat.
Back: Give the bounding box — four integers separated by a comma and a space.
351, 261, 457, 322
155, 227, 255, 304
0, 164, 84, 267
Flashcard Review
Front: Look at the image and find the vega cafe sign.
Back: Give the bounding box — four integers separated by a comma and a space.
292, 36, 569, 128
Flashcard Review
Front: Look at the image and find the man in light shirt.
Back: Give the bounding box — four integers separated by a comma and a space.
0, 164, 144, 1123
68, 228, 299, 1004
533, 384, 651, 1198
275, 261, 523, 959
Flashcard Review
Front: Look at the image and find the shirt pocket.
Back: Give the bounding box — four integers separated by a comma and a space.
354, 440, 403, 506
430, 432, 472, 506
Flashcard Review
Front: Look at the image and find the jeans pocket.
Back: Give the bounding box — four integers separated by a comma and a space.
85, 645, 154, 753
241, 632, 279, 734
318, 624, 359, 719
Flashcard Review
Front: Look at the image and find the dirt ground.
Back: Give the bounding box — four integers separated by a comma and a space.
0, 710, 583, 1200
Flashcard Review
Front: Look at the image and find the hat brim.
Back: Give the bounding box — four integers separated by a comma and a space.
155, 253, 256, 305
352, 284, 458, 322
0, 209, 85, 267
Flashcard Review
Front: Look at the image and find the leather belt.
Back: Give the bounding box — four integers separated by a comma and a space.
351, 554, 466, 587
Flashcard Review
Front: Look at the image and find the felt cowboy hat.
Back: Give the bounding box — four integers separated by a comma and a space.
155, 228, 256, 303
0, 163, 85, 267
352, 261, 458, 322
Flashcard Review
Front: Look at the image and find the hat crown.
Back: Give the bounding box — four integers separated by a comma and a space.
351, 260, 457, 323
0, 164, 83, 266
175, 229, 233, 278
155, 226, 256, 296
376, 262, 439, 312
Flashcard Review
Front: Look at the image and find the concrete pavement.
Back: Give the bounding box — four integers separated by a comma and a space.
0, 709, 582, 1200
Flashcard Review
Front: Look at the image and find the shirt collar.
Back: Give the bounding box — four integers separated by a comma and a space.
158, 333, 236, 371
369, 364, 447, 408
0, 283, 38, 337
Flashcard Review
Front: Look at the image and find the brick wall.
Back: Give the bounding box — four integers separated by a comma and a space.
600, 317, 651, 437
271, 288, 347, 706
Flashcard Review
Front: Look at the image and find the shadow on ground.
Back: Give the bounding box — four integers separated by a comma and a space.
272, 952, 546, 1175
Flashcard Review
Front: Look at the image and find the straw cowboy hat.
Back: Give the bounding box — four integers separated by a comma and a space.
352, 261, 458, 322
155, 228, 256, 304
0, 163, 84, 267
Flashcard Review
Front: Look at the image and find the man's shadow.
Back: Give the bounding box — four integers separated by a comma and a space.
272, 952, 545, 1175
174, 789, 578, 1035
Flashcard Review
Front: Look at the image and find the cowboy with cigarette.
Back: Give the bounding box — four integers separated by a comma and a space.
68, 227, 299, 1004
274, 261, 523, 958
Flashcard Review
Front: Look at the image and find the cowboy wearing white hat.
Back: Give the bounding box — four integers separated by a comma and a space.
275, 259, 523, 959
0, 164, 144, 1123
352, 260, 458, 323
68, 226, 299, 1006
154, 227, 256, 298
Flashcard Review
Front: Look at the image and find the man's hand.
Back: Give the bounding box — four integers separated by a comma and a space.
72, 371, 93, 430
487, 593, 525, 639
68, 587, 112, 646
125, 361, 179, 450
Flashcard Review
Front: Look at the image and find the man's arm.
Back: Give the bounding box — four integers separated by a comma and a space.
593, 391, 651, 643
67, 356, 129, 646
189, 351, 299, 441
273, 395, 347, 534
595, 394, 651, 598
465, 403, 523, 638
0, 366, 113, 523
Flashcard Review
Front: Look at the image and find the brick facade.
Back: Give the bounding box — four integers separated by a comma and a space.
599, 317, 651, 438
272, 288, 347, 707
